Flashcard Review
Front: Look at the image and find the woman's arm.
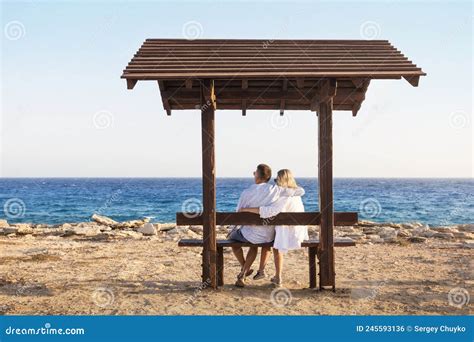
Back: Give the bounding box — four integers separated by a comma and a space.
273, 185, 305, 197
259, 197, 289, 218
238, 207, 259, 214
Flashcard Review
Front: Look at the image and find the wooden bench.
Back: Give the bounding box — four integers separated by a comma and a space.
177, 211, 358, 289
178, 238, 355, 289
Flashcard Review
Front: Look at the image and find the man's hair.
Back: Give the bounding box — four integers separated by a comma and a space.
256, 164, 272, 182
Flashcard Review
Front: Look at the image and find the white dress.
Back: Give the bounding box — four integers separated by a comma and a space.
259, 195, 309, 253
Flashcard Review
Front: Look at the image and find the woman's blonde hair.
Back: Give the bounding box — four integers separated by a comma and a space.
275, 169, 298, 188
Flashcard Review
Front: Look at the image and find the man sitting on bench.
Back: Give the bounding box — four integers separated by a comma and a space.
229, 163, 305, 287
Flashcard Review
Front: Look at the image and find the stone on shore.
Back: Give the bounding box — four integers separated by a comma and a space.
408, 236, 427, 243
433, 232, 454, 240
159, 223, 176, 232
457, 224, 474, 233
0, 219, 10, 228
118, 218, 150, 229
72, 226, 102, 236
0, 227, 18, 235
15, 224, 34, 235
462, 240, 474, 248
137, 223, 157, 236
91, 214, 118, 226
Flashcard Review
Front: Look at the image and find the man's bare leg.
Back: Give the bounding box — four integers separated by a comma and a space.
238, 246, 258, 278
232, 246, 245, 268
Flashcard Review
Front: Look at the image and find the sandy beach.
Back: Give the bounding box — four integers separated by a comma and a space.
0, 219, 472, 316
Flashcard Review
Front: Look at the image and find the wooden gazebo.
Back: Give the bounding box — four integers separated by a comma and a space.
121, 39, 425, 290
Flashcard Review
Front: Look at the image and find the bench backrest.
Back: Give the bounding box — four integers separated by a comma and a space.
176, 211, 357, 226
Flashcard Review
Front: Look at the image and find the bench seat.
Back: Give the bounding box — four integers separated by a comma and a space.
178, 238, 355, 248
178, 238, 355, 289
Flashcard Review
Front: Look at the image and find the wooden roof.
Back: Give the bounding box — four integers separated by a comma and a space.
121, 39, 425, 116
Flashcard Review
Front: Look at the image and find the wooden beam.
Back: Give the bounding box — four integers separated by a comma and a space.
200, 79, 217, 289
296, 78, 305, 89
318, 78, 336, 290
403, 75, 420, 87
351, 79, 370, 116
126, 79, 137, 90
280, 79, 288, 115
160, 88, 364, 102
309, 247, 317, 288
176, 211, 358, 226
242, 79, 248, 116
311, 78, 336, 113
350, 77, 366, 88
157, 81, 172, 115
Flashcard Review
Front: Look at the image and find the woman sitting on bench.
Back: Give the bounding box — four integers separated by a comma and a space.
240, 169, 308, 287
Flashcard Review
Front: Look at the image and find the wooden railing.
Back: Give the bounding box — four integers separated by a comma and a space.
176, 211, 357, 226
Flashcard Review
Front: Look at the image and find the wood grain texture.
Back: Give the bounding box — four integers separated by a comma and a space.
176, 211, 358, 226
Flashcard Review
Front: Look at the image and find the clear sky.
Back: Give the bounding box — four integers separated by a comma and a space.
1, 0, 472, 178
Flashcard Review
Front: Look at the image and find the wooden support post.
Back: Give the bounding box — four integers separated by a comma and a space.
242, 79, 248, 116
280, 79, 288, 116
200, 79, 217, 289
217, 246, 224, 286
157, 81, 172, 116
317, 78, 336, 290
309, 246, 317, 289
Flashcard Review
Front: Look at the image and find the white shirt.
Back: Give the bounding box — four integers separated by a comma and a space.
236, 183, 305, 244
259, 195, 308, 252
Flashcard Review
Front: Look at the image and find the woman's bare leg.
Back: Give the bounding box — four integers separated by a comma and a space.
273, 248, 284, 283
258, 247, 271, 272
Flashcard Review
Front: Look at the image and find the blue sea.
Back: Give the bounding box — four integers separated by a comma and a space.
0, 178, 472, 226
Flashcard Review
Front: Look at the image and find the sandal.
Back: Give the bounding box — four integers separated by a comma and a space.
235, 277, 246, 287
270, 276, 282, 287
253, 270, 266, 280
